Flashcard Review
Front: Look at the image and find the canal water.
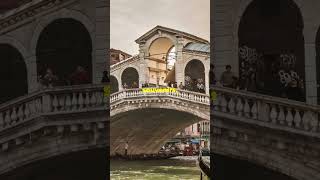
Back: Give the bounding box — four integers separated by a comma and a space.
110, 157, 204, 180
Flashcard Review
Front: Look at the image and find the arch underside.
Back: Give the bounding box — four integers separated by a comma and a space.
110, 108, 206, 155
212, 136, 320, 180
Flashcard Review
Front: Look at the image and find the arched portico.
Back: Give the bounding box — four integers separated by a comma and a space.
184, 59, 206, 93
36, 18, 92, 86
238, 0, 305, 101
121, 67, 139, 88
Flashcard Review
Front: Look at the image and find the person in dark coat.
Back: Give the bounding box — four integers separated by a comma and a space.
69, 66, 90, 85
285, 79, 304, 101
101, 70, 109, 83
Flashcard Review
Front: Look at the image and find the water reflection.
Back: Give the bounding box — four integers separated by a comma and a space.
110, 158, 202, 180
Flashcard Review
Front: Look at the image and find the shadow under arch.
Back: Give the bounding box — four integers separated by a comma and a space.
36, 18, 93, 86
121, 67, 139, 88
184, 59, 205, 93
0, 44, 28, 104
238, 0, 305, 100
110, 75, 119, 93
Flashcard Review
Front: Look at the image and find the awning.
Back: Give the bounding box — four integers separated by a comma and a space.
164, 65, 175, 83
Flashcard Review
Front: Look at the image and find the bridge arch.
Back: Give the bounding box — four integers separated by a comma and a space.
184, 59, 206, 93
237, 0, 305, 99
120, 67, 139, 88
30, 8, 94, 55
110, 75, 119, 93
0, 44, 28, 104
316, 27, 320, 105
36, 18, 93, 86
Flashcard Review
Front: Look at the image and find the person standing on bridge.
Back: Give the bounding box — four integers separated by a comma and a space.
124, 141, 129, 156
220, 65, 235, 88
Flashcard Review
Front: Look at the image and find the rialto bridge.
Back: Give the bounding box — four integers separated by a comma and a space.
109, 26, 211, 155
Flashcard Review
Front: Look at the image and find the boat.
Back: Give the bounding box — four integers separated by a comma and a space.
197, 149, 211, 179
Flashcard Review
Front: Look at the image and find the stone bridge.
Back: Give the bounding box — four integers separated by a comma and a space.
110, 89, 210, 155
0, 84, 108, 179
211, 86, 320, 180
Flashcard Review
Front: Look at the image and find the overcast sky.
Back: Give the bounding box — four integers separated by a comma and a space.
110, 0, 210, 55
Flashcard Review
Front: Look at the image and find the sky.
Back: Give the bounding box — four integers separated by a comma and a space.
110, 0, 210, 55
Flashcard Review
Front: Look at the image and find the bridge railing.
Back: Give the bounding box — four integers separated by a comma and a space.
0, 84, 107, 131
110, 55, 139, 72
211, 86, 320, 133
110, 88, 210, 104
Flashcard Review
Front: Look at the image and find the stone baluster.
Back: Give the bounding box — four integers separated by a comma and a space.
0, 113, 3, 129
35, 98, 42, 113
293, 109, 301, 128
65, 94, 72, 110
59, 95, 66, 111
17, 105, 24, 122
220, 95, 227, 112
251, 102, 258, 119
4, 110, 11, 126
42, 94, 52, 113
96, 91, 103, 105
244, 99, 250, 118
85, 92, 90, 108
90, 92, 97, 106
285, 108, 293, 127
270, 104, 278, 124
228, 97, 235, 113
235, 97, 243, 116
52, 95, 58, 112
309, 112, 318, 132
71, 93, 78, 110
78, 92, 84, 109
24, 103, 31, 118
29, 101, 36, 116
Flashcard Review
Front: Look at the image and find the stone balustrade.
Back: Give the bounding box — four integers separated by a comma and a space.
211, 85, 320, 134
0, 84, 107, 132
110, 56, 139, 72
110, 88, 210, 105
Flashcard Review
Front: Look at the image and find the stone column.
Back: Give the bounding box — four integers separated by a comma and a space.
205, 64, 210, 94
213, 0, 238, 80
304, 43, 318, 104
93, 0, 108, 84
26, 55, 39, 93
138, 42, 147, 88
175, 35, 184, 85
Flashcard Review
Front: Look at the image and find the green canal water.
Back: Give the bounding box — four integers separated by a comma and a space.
110, 158, 204, 180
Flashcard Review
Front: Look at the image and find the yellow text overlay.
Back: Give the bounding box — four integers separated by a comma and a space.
141, 88, 177, 93
104, 85, 110, 97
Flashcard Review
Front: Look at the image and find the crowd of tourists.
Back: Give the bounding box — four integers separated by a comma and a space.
38, 66, 110, 88
210, 64, 305, 102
